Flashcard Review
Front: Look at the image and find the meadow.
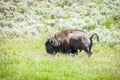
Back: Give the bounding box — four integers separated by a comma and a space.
0, 34, 120, 80
0, 0, 120, 80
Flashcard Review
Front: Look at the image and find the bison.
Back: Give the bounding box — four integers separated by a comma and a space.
45, 29, 99, 56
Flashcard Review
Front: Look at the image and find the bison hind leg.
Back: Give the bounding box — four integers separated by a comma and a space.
83, 47, 92, 57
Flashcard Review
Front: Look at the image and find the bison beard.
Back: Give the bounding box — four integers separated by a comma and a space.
45, 29, 99, 57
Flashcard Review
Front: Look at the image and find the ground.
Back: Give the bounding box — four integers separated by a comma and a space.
0, 34, 120, 80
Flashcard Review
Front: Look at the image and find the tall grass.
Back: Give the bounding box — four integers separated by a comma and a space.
0, 34, 120, 80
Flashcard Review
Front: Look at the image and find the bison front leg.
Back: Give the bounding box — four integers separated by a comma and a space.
70, 49, 78, 56
79, 49, 82, 52
73, 50, 78, 55
65, 48, 72, 54
65, 48, 78, 55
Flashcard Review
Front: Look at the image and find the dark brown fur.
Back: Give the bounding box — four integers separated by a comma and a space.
45, 29, 99, 56
54, 29, 99, 56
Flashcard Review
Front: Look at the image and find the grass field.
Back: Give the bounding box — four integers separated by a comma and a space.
0, 0, 120, 80
0, 34, 120, 80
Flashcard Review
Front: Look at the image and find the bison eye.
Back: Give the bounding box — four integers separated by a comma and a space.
51, 42, 54, 45
50, 41, 54, 45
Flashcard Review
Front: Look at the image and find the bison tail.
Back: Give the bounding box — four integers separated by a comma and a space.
90, 33, 99, 42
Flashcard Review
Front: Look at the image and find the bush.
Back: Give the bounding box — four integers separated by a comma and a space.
0, 0, 120, 45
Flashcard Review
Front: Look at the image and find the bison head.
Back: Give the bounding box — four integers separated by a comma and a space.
45, 37, 60, 55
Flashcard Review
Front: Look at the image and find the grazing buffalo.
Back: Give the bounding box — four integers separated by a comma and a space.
45, 37, 70, 55
45, 29, 99, 56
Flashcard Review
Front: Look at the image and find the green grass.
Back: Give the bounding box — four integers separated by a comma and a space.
103, 16, 115, 29
0, 34, 120, 80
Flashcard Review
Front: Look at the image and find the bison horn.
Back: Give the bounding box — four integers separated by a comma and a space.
48, 37, 60, 47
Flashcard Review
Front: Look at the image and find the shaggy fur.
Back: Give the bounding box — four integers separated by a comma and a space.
45, 29, 99, 56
